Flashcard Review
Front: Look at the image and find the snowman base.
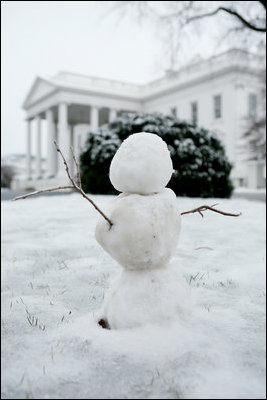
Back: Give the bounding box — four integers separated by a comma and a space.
97, 265, 192, 330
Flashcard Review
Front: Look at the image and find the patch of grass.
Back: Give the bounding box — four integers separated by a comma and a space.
58, 260, 69, 270
204, 304, 211, 312
25, 309, 45, 330
188, 272, 207, 286
186, 272, 237, 290
217, 279, 236, 289
18, 372, 25, 386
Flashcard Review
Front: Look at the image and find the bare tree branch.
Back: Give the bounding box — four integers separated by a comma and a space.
186, 6, 266, 32
181, 204, 241, 218
12, 142, 113, 229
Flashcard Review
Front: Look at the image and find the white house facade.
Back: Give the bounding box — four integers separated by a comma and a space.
13, 48, 266, 191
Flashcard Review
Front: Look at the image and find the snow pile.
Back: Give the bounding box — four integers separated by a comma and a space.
97, 265, 191, 330
1, 194, 266, 399
109, 132, 173, 194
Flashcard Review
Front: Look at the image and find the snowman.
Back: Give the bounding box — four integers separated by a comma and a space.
95, 132, 191, 330
13, 131, 240, 329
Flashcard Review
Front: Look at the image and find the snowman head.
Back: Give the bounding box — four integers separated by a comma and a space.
109, 132, 173, 195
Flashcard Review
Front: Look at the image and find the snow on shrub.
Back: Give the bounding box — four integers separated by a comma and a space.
80, 113, 233, 197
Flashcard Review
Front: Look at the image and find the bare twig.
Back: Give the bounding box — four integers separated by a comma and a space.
12, 186, 74, 201
181, 204, 241, 218
54, 141, 76, 186
70, 146, 81, 187
75, 186, 113, 228
12, 142, 113, 229
195, 246, 214, 250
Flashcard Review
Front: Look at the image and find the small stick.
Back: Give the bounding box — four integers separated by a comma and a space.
54, 141, 75, 186
78, 186, 114, 228
70, 146, 81, 187
54, 141, 113, 227
13, 186, 74, 201
12, 142, 113, 229
181, 204, 241, 218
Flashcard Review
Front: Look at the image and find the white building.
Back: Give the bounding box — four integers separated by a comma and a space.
13, 48, 266, 191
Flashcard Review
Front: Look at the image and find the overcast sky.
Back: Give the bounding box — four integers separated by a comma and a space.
2, 1, 259, 158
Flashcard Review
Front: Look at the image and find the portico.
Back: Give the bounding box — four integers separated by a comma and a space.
18, 71, 141, 190
24, 104, 120, 188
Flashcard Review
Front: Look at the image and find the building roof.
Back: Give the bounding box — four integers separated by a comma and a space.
23, 48, 264, 110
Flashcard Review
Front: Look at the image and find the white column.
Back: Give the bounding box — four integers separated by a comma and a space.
57, 102, 71, 178
26, 119, 32, 180
46, 109, 57, 177
91, 106, 99, 131
77, 134, 82, 155
35, 115, 42, 179
109, 108, 117, 122
70, 124, 74, 148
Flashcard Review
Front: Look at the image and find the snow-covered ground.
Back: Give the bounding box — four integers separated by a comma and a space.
1, 193, 266, 399
234, 187, 266, 194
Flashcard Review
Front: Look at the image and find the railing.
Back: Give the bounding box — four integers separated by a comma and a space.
51, 50, 264, 99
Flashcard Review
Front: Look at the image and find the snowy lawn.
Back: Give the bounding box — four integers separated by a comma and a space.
1, 193, 266, 399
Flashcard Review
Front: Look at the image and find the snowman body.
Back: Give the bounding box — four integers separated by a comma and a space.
95, 132, 191, 329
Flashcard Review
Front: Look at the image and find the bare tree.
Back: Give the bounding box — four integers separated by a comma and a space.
112, 1, 266, 69
113, 2, 266, 33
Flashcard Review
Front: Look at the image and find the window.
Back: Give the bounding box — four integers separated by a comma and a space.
214, 95, 222, 119
248, 93, 257, 119
191, 102, 198, 125
171, 107, 177, 117
249, 139, 257, 154
239, 178, 245, 187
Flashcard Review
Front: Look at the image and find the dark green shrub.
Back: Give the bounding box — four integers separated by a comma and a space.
1, 176, 9, 188
80, 113, 233, 198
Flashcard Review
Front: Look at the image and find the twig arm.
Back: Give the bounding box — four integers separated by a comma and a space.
54, 141, 76, 186
12, 186, 74, 201
53, 141, 112, 227
70, 146, 82, 187
181, 205, 241, 217
79, 188, 113, 228
12, 141, 114, 229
